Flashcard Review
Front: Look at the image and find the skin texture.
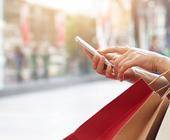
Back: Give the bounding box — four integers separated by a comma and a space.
83, 46, 170, 91
99, 47, 170, 81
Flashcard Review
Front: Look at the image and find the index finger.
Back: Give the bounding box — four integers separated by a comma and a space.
104, 53, 120, 60
99, 47, 129, 55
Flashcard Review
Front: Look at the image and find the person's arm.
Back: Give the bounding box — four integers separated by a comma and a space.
133, 68, 169, 91
156, 55, 170, 82
100, 47, 170, 82
83, 47, 169, 91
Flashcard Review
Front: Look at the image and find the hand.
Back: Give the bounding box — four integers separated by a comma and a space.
82, 48, 114, 78
82, 48, 141, 82
100, 46, 164, 81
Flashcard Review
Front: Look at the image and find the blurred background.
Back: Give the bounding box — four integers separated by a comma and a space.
0, 0, 169, 88
0, 0, 170, 139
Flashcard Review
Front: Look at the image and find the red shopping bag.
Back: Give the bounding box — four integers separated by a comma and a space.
64, 79, 153, 140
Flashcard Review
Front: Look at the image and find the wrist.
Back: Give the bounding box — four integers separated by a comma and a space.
156, 55, 170, 74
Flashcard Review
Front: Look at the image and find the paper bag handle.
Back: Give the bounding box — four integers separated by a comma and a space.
162, 87, 170, 99
166, 89, 170, 100
148, 69, 170, 99
149, 69, 170, 86
156, 83, 170, 95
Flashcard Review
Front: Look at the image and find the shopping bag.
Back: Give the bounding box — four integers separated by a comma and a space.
140, 89, 170, 140
156, 93, 170, 140
113, 94, 169, 140
64, 69, 170, 140
64, 79, 153, 140
113, 78, 170, 140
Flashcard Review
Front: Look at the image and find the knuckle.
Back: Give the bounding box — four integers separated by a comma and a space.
115, 59, 120, 65
121, 64, 128, 71
120, 65, 126, 71
118, 62, 122, 68
123, 63, 128, 68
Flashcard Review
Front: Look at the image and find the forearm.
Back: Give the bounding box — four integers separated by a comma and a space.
157, 55, 170, 82
134, 68, 169, 91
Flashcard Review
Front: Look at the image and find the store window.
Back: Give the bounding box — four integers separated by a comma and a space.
137, 0, 168, 55
1, 0, 134, 89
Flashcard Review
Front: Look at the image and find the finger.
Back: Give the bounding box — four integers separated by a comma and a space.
118, 59, 137, 81
110, 54, 121, 64
111, 53, 129, 76
111, 52, 129, 67
107, 73, 116, 79
104, 54, 120, 73
104, 53, 114, 60
96, 56, 105, 74
106, 64, 113, 78
99, 47, 129, 55
104, 53, 120, 60
117, 57, 131, 81
92, 54, 100, 69
110, 59, 118, 78
105, 64, 117, 79
117, 56, 132, 70
124, 69, 140, 83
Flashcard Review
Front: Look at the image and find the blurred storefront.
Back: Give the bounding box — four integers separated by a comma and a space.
3, 1, 72, 83
0, 0, 97, 89
135, 0, 169, 55
0, 0, 5, 89
96, 0, 133, 48
0, 0, 134, 91
137, 0, 166, 49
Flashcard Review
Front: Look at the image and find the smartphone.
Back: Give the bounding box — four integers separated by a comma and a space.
75, 36, 114, 68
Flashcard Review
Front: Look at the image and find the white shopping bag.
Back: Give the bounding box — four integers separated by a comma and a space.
156, 101, 170, 140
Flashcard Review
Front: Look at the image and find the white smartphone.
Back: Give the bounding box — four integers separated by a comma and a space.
75, 36, 114, 68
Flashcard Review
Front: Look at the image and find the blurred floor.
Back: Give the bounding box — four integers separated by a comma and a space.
0, 80, 131, 140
